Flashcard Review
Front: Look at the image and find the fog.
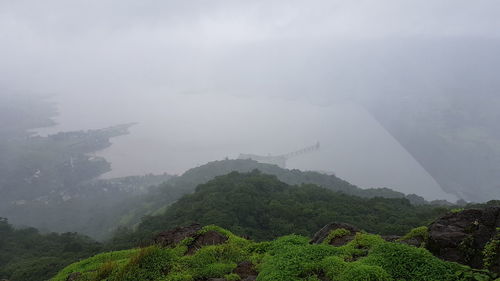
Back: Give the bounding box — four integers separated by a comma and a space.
2, 0, 500, 201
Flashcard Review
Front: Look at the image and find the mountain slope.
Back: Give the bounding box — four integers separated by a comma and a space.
116, 159, 430, 232
114, 171, 448, 247
0, 218, 102, 281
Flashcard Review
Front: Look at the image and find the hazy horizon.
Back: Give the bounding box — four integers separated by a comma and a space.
2, 0, 500, 202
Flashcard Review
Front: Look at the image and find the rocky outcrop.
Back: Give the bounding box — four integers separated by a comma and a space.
153, 224, 230, 256
186, 230, 228, 255
310, 222, 360, 246
233, 261, 258, 280
204, 261, 257, 281
381, 235, 401, 242
426, 207, 500, 272
154, 224, 202, 247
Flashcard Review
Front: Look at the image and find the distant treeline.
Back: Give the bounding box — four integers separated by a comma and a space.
109, 170, 451, 249
0, 217, 102, 281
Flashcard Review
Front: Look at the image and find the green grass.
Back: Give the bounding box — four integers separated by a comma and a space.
483, 233, 500, 270
50, 226, 496, 281
50, 249, 139, 281
398, 226, 429, 247
323, 228, 352, 245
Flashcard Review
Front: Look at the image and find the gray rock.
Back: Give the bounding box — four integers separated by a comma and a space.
154, 223, 202, 247
186, 230, 228, 255
310, 222, 360, 246
426, 207, 500, 273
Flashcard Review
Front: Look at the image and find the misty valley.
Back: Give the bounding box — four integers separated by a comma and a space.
1, 92, 499, 281
2, 1, 500, 280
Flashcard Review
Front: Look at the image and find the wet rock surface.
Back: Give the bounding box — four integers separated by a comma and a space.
186, 230, 228, 255
400, 237, 425, 247
154, 223, 202, 247
426, 207, 500, 271
310, 222, 360, 246
153, 224, 229, 255
233, 261, 258, 280
381, 235, 401, 242
240, 277, 257, 281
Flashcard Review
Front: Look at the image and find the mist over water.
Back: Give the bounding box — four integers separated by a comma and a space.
4, 0, 500, 201
35, 92, 450, 200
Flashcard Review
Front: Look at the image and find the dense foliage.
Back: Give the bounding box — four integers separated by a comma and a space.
0, 93, 442, 242
0, 94, 175, 240
52, 225, 495, 281
111, 158, 424, 238
113, 171, 449, 247
0, 96, 152, 239
0, 218, 102, 281
164, 159, 413, 199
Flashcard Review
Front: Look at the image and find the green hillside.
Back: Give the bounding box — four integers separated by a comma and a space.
168, 159, 408, 199
114, 159, 429, 233
112, 171, 448, 248
51, 225, 494, 281
0, 218, 102, 281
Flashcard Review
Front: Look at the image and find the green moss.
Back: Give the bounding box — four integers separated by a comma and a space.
165, 272, 193, 281
50, 249, 139, 281
483, 234, 500, 269
362, 240, 468, 280
459, 235, 483, 264
398, 226, 429, 247
336, 263, 392, 281
322, 228, 351, 245
93, 261, 117, 280
51, 226, 495, 281
451, 208, 465, 214
112, 246, 177, 281
225, 273, 241, 280
321, 256, 347, 279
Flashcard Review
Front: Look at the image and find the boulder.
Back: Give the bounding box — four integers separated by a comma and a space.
154, 224, 202, 247
233, 261, 258, 280
399, 237, 425, 247
310, 222, 360, 246
381, 235, 401, 242
186, 230, 228, 255
154, 224, 229, 255
426, 207, 500, 272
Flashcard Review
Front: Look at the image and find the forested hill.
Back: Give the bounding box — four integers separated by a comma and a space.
0, 94, 174, 240
170, 159, 408, 199
132, 158, 433, 213
0, 218, 102, 281
112, 171, 449, 248
112, 158, 436, 234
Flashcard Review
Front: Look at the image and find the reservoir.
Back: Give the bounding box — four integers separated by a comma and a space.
35, 91, 453, 200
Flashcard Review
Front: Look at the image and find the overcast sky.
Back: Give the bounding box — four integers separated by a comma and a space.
1, 1, 500, 201
1, 0, 499, 99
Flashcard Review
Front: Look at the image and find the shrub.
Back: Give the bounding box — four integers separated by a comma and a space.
323, 228, 351, 245
398, 226, 429, 247
337, 263, 392, 281
483, 234, 500, 269
51, 226, 495, 281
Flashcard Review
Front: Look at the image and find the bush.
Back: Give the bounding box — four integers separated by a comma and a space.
51, 226, 495, 281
